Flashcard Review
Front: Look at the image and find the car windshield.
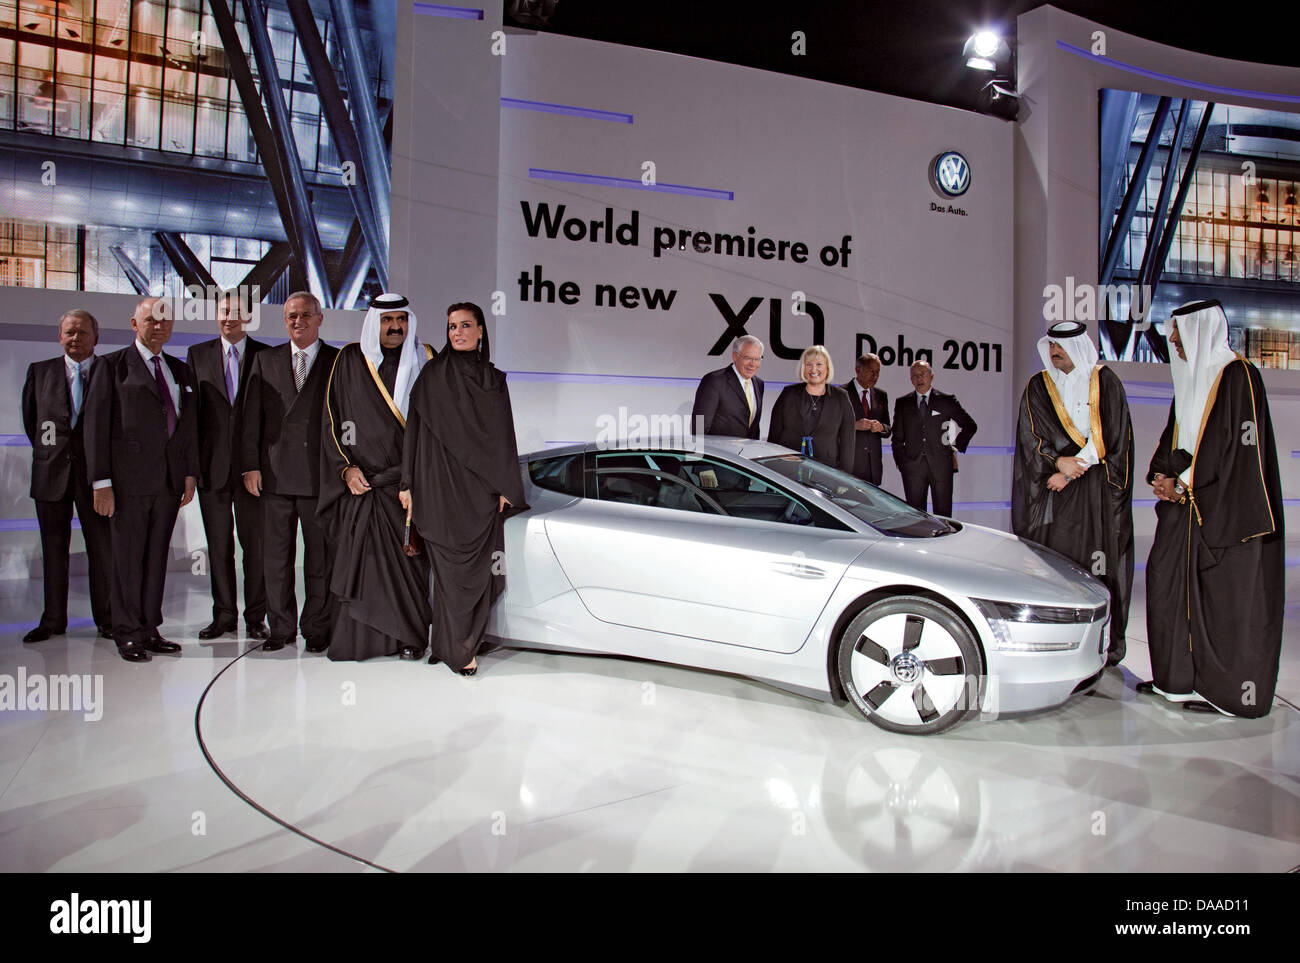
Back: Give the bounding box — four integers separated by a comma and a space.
756, 454, 954, 537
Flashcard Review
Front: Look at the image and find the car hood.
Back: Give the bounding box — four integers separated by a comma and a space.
850, 520, 1109, 608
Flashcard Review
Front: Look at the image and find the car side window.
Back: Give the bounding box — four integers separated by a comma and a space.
595, 468, 723, 515
593, 451, 826, 526
675, 456, 816, 525
529, 453, 584, 497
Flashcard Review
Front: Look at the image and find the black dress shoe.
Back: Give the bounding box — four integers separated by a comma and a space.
143, 635, 181, 654
427, 654, 442, 666
198, 621, 236, 640
1135, 681, 1157, 695
262, 637, 287, 652
97, 625, 115, 641
245, 624, 269, 641
305, 637, 330, 653
399, 646, 423, 660
1183, 700, 1219, 714
452, 663, 477, 677
23, 626, 57, 644
117, 642, 151, 663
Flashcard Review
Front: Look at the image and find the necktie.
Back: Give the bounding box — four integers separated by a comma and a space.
919, 393, 928, 418
70, 361, 83, 425
225, 345, 238, 404
152, 356, 178, 437
743, 378, 755, 423
862, 387, 869, 413
294, 350, 307, 392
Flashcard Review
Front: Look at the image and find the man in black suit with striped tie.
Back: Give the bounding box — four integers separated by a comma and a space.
187, 291, 269, 641
85, 297, 199, 662
240, 291, 339, 653
20, 309, 113, 644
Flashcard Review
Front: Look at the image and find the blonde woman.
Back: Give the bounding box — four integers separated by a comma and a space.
767, 345, 856, 472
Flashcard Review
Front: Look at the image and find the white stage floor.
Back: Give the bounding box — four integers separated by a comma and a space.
1, 570, 1297, 873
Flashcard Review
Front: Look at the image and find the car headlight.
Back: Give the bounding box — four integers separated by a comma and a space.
973, 598, 1107, 624
972, 598, 1108, 652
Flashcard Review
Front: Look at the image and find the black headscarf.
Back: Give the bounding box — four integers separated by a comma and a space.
405, 311, 524, 509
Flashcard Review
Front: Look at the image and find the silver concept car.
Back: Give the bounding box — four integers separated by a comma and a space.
487, 439, 1109, 734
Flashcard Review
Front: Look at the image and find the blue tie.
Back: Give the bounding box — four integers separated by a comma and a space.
70, 361, 83, 425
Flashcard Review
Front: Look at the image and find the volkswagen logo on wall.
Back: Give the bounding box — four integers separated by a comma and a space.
929, 150, 971, 198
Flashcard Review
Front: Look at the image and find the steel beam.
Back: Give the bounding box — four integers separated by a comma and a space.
285, 0, 388, 287
329, 0, 391, 248
206, 0, 306, 293
1135, 100, 1192, 303
242, 0, 332, 306
237, 241, 293, 296
154, 231, 217, 292
1099, 96, 1172, 358
1100, 96, 1173, 288
109, 245, 151, 295
1143, 102, 1216, 362
334, 221, 372, 311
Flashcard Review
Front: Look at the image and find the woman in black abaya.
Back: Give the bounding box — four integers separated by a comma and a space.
399, 302, 525, 675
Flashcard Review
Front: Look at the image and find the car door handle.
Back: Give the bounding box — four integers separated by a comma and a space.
769, 560, 827, 579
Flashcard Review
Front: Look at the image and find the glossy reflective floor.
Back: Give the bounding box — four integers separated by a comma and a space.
1, 569, 1297, 872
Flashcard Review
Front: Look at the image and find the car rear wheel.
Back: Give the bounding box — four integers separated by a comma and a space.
836, 596, 982, 735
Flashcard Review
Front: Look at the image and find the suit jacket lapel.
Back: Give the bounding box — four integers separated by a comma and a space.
236, 339, 260, 395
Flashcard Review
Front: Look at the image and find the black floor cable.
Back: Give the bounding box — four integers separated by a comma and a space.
193, 642, 397, 873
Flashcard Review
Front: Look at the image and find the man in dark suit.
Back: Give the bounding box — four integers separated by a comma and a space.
844, 352, 891, 486
891, 360, 977, 518
691, 335, 765, 438
241, 291, 339, 653
187, 291, 269, 641
85, 297, 199, 662
20, 309, 113, 644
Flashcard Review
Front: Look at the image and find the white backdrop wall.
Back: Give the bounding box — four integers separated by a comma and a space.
488, 31, 1016, 521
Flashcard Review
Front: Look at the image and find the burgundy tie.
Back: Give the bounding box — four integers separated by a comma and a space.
152, 356, 178, 437
862, 388, 869, 412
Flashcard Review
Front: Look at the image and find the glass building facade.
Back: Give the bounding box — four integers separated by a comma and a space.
0, 0, 393, 306
1103, 95, 1300, 368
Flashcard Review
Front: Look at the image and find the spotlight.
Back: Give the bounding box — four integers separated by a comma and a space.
963, 29, 1011, 71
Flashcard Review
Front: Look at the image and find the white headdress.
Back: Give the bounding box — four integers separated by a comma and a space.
1158, 300, 1236, 453
1036, 320, 1098, 438
360, 292, 426, 418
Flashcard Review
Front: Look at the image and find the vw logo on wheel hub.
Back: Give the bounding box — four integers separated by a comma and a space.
891, 651, 924, 684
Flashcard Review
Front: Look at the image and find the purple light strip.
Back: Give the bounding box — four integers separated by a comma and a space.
502, 98, 633, 124
1, 434, 30, 447
0, 518, 80, 531
1134, 498, 1300, 507
1055, 40, 1300, 105
529, 168, 734, 201
951, 501, 1012, 510
507, 370, 703, 388
882, 444, 1014, 455
412, 2, 484, 20
0, 617, 95, 634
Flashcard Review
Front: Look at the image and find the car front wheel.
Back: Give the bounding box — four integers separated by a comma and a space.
836, 595, 982, 735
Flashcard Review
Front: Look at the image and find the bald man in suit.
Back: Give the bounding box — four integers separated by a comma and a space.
85, 296, 199, 662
